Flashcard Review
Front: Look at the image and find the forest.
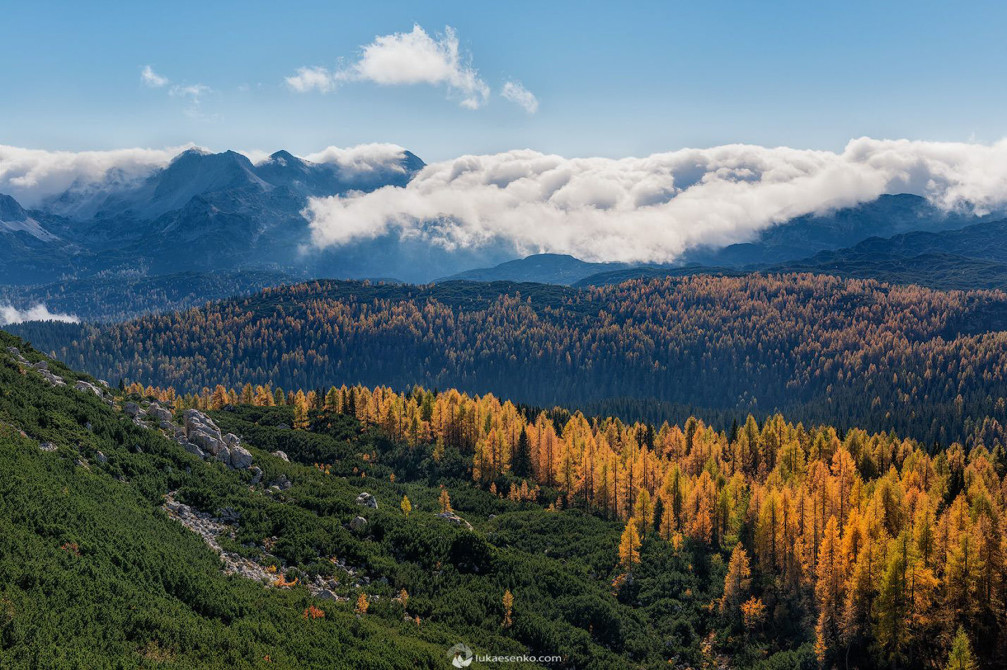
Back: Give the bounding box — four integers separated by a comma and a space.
15, 274, 1007, 449
118, 372, 1004, 669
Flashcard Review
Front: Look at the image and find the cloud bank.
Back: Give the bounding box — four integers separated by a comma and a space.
305, 137, 1007, 263
0, 304, 79, 326
286, 24, 491, 109
0, 145, 191, 207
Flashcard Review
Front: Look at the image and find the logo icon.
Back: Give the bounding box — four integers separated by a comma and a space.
447, 642, 474, 668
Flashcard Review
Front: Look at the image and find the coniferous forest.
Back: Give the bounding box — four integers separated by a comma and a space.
17, 274, 1007, 448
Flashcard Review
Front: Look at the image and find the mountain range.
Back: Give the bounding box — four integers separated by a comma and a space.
0, 147, 502, 286
4, 150, 1007, 319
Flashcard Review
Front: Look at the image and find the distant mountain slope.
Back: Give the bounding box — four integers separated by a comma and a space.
437, 253, 635, 285
577, 216, 1007, 292
0, 270, 296, 322
437, 195, 997, 288
681, 193, 994, 267
0, 148, 429, 286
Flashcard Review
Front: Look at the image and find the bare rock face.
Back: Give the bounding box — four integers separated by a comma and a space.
214, 446, 232, 464
149, 405, 173, 423
123, 402, 142, 418
355, 492, 378, 509
190, 431, 225, 457
229, 445, 253, 470
183, 442, 206, 458
271, 450, 289, 462
350, 516, 368, 532
224, 433, 241, 448
39, 441, 58, 452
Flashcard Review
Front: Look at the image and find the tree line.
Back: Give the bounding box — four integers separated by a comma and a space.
19, 274, 1007, 449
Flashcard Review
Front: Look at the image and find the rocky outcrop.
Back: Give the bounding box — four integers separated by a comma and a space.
229, 445, 253, 470
163, 492, 274, 584
436, 511, 474, 530
148, 404, 173, 423
131, 406, 259, 473
163, 491, 352, 601
349, 516, 368, 531
75, 380, 106, 398
271, 450, 289, 462
355, 492, 378, 509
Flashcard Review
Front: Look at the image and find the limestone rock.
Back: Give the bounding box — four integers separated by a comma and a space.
356, 492, 378, 509
183, 442, 206, 458
75, 380, 103, 397
436, 511, 474, 531
271, 450, 290, 462
149, 406, 173, 423
229, 445, 253, 469
349, 516, 368, 532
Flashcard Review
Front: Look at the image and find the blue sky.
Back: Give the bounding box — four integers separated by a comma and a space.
3, 1, 1007, 160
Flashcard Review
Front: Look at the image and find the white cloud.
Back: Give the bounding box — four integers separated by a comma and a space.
285, 66, 337, 93
286, 24, 490, 109
304, 137, 1007, 263
0, 145, 192, 207
501, 81, 538, 114
169, 83, 211, 103
304, 143, 411, 174
140, 65, 169, 88
0, 304, 79, 326
168, 83, 213, 117
138, 65, 212, 116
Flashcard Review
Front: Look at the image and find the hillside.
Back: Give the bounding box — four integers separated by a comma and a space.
5, 330, 1007, 667
15, 274, 1007, 448
0, 331, 711, 668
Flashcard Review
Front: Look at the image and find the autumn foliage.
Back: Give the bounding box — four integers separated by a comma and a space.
302, 605, 325, 620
